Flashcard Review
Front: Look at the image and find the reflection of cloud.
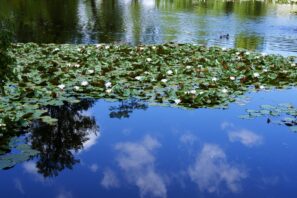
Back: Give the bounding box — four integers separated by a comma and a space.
179, 133, 197, 145
57, 190, 73, 198
221, 122, 235, 130
101, 168, 120, 189
262, 176, 279, 186
228, 129, 263, 147
82, 131, 100, 151
14, 178, 25, 194
141, 0, 155, 8
89, 163, 98, 173
23, 161, 43, 181
188, 144, 247, 193
23, 161, 49, 182
115, 135, 167, 198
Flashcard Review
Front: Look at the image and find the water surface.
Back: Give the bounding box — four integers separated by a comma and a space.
1, 0, 297, 197
1, 0, 297, 55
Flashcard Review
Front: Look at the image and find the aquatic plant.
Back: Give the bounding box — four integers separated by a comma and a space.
0, 42, 296, 134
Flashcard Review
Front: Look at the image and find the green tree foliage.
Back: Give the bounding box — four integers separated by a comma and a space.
0, 19, 15, 95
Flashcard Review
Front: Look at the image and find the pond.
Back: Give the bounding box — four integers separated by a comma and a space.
1, 0, 297, 198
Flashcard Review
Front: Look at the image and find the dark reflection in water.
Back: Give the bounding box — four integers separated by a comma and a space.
1, 90, 297, 197
1, 0, 297, 54
109, 99, 148, 119
29, 99, 98, 177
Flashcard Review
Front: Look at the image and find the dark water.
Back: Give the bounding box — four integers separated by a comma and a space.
1, 0, 297, 55
1, 0, 297, 197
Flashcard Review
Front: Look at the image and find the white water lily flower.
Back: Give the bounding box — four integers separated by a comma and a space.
212, 77, 218, 81
135, 76, 142, 81
58, 84, 65, 90
105, 45, 110, 49
66, 63, 71, 67
253, 72, 260, 78
236, 52, 240, 55
230, 76, 235, 80
186, 66, 192, 69
222, 88, 228, 93
105, 82, 112, 88
167, 70, 173, 75
74, 86, 80, 91
77, 48, 82, 52
260, 85, 265, 89
53, 48, 60, 52
74, 63, 80, 68
291, 63, 296, 67
146, 58, 152, 62
96, 44, 103, 48
261, 53, 267, 56
87, 70, 94, 74
106, 89, 112, 93
81, 81, 89, 86
245, 52, 250, 55
174, 99, 181, 104
139, 47, 144, 51
161, 79, 167, 83
199, 91, 204, 95
263, 68, 268, 72
0, 123, 6, 127
222, 47, 227, 51
190, 90, 196, 94
152, 46, 156, 50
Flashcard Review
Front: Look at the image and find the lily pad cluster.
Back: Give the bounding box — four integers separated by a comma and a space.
0, 42, 296, 134
0, 136, 39, 169
240, 103, 297, 132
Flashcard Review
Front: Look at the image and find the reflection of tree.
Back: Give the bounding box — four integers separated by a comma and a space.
0, 0, 80, 43
235, 33, 264, 50
89, 0, 125, 43
109, 99, 148, 119
29, 99, 98, 177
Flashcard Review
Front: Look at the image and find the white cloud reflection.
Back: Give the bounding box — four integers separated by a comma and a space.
101, 168, 120, 189
56, 190, 73, 198
179, 133, 197, 145
228, 129, 263, 147
188, 144, 247, 193
14, 178, 25, 194
81, 130, 100, 152
221, 122, 263, 147
115, 135, 167, 198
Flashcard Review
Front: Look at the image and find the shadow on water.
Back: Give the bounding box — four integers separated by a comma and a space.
0, 99, 98, 176
109, 99, 148, 119
0, 98, 149, 176
29, 99, 98, 177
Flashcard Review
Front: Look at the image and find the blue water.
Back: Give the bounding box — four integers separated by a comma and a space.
1, 0, 297, 197
1, 88, 297, 198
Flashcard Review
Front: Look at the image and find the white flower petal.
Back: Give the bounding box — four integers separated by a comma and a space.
174, 99, 181, 104
81, 81, 89, 86
253, 73, 260, 78
58, 84, 65, 90
167, 70, 173, 75
105, 82, 112, 88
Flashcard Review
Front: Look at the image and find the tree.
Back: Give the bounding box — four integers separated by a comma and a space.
0, 19, 15, 95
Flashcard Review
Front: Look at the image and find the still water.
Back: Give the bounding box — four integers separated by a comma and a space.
2, 89, 297, 197
1, 0, 297, 55
1, 0, 297, 197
